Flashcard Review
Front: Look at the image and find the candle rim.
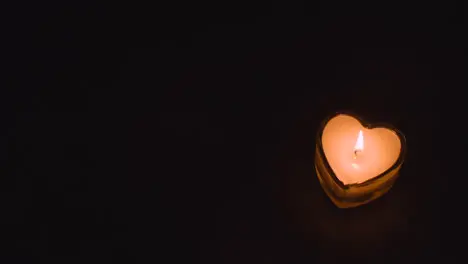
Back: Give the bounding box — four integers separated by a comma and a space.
316, 111, 407, 189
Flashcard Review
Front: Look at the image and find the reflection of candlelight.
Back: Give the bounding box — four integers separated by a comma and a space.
353, 130, 364, 159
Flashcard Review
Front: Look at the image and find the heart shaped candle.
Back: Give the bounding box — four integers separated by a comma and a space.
315, 113, 406, 208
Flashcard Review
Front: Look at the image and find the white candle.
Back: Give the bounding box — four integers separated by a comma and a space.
322, 114, 402, 185
315, 113, 406, 208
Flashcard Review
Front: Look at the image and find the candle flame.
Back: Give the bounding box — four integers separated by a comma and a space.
354, 130, 364, 152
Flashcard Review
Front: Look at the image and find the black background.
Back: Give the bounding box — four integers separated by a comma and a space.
0, 2, 464, 263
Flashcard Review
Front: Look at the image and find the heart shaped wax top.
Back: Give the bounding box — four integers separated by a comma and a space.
321, 114, 402, 185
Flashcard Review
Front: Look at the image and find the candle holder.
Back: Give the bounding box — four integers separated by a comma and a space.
315, 112, 406, 208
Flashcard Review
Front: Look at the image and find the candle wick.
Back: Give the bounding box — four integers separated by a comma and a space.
353, 149, 360, 159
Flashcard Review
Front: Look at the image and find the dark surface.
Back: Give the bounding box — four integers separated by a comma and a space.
1, 3, 463, 263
